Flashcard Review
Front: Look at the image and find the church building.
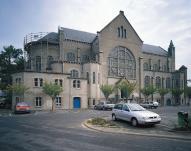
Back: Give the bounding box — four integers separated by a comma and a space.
12, 11, 187, 110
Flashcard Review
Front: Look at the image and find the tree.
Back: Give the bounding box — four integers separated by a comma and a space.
171, 88, 184, 105
117, 81, 136, 101
140, 85, 156, 102
42, 82, 63, 111
7, 84, 29, 95
157, 88, 169, 106
0, 45, 24, 86
185, 86, 191, 105
7, 84, 30, 105
100, 84, 114, 101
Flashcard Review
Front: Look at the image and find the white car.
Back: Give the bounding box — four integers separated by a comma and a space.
112, 103, 161, 126
140, 101, 159, 109
94, 101, 115, 110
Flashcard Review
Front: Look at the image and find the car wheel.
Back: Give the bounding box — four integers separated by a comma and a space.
112, 114, 117, 121
94, 106, 97, 110
131, 118, 138, 127
102, 107, 105, 110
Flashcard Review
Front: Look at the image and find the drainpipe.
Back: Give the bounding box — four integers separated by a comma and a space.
69, 78, 71, 109
139, 57, 143, 103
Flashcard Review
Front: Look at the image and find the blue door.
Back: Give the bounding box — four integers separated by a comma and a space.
73, 97, 81, 109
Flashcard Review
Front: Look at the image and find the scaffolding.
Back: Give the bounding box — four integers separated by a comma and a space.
23, 31, 99, 73
23, 32, 59, 72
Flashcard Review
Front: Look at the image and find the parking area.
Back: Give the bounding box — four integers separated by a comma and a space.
93, 105, 191, 129
1, 107, 191, 151
1, 105, 190, 129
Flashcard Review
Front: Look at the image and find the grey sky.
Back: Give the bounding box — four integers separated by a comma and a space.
0, 0, 190, 79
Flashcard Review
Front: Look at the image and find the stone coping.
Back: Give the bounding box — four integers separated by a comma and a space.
83, 118, 191, 141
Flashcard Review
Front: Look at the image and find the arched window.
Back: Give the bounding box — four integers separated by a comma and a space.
36, 56, 41, 72
143, 62, 149, 70
163, 65, 167, 72
93, 72, 96, 84
117, 27, 120, 37
121, 26, 124, 38
82, 55, 89, 63
153, 64, 158, 71
166, 77, 171, 88
71, 70, 79, 78
108, 46, 136, 79
67, 52, 75, 62
156, 76, 161, 88
144, 76, 150, 87
86, 72, 89, 84
47, 56, 53, 69
124, 29, 127, 38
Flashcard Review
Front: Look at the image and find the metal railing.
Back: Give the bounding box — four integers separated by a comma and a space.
24, 32, 49, 46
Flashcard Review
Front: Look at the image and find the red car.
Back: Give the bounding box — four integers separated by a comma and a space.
15, 102, 31, 113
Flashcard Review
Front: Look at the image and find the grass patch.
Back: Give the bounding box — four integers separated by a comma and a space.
87, 117, 118, 127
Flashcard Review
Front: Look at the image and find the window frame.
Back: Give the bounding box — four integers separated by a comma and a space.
56, 97, 62, 107
35, 97, 42, 107
93, 72, 96, 84
108, 46, 136, 79
144, 76, 150, 87
87, 72, 89, 84
156, 76, 161, 89
73, 80, 80, 88
34, 78, 38, 87
70, 69, 79, 78
36, 56, 41, 72
34, 78, 43, 87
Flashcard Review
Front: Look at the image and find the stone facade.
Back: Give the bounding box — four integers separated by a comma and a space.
12, 11, 187, 110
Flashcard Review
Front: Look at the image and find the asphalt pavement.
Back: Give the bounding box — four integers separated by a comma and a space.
0, 108, 191, 151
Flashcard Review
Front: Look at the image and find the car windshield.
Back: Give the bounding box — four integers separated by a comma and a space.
106, 101, 111, 104
16, 102, 29, 106
128, 104, 146, 111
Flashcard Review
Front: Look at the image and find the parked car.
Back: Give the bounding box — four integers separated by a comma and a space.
15, 102, 31, 113
112, 103, 161, 126
0, 98, 6, 108
94, 101, 115, 110
140, 101, 159, 109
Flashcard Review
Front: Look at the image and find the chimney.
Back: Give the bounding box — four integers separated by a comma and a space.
120, 10, 124, 15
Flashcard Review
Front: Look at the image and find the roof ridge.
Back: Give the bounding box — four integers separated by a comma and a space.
60, 27, 96, 35
143, 43, 160, 47
60, 27, 97, 43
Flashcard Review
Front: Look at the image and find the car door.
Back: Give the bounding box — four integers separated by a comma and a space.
114, 104, 123, 120
97, 102, 104, 109
121, 104, 131, 121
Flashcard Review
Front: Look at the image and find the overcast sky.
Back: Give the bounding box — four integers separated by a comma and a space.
0, 0, 191, 79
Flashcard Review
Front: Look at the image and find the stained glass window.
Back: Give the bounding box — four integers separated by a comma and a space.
108, 47, 136, 79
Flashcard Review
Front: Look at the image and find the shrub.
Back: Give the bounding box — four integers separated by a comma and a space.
87, 117, 117, 127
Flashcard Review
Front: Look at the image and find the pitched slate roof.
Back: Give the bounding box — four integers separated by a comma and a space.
39, 32, 59, 43
179, 65, 187, 70
60, 27, 97, 43
142, 44, 168, 56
